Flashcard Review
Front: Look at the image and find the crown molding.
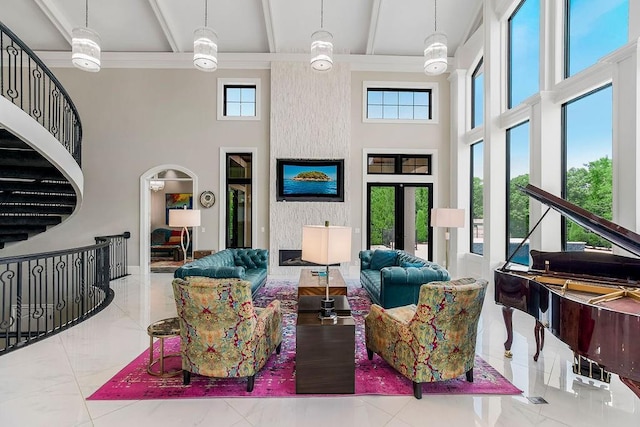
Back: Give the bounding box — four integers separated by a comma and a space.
34, 50, 452, 74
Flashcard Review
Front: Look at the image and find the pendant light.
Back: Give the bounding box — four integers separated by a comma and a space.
193, 0, 218, 72
310, 0, 333, 72
71, 0, 101, 72
423, 0, 447, 76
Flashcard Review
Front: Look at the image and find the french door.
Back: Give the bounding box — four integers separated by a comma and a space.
366, 183, 433, 261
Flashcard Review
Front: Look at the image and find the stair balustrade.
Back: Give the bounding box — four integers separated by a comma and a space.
0, 232, 130, 355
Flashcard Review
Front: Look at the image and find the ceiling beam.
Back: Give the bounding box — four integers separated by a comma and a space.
366, 0, 383, 55
260, 0, 276, 53
147, 0, 180, 53
34, 0, 73, 45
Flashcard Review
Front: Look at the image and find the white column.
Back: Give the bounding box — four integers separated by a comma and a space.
527, 92, 562, 252
448, 69, 469, 277
482, 1, 507, 278
608, 41, 640, 242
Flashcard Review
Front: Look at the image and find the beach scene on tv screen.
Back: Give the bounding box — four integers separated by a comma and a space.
282, 164, 338, 195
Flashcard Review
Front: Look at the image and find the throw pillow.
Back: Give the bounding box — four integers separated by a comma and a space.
369, 250, 398, 270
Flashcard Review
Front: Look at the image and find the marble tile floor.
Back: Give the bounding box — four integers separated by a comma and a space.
0, 273, 638, 427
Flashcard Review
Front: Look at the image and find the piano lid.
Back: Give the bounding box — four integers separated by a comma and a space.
521, 184, 640, 259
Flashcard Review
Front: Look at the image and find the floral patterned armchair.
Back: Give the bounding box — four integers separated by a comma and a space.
172, 277, 282, 391
364, 277, 488, 399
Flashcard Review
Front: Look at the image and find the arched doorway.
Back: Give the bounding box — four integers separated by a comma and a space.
140, 165, 198, 274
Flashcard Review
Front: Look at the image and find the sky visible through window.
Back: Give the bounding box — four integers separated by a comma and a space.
565, 86, 612, 170
509, 0, 539, 108
472, 60, 484, 128
509, 0, 626, 171
567, 0, 628, 76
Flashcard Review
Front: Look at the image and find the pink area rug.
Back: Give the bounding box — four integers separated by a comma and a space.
88, 280, 522, 400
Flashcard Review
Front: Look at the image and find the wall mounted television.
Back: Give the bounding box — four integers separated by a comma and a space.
276, 159, 344, 202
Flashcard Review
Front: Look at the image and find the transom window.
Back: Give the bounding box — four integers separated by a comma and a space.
471, 59, 484, 128
217, 78, 261, 121
508, 0, 540, 108
363, 81, 439, 123
366, 89, 431, 120
367, 155, 431, 175
565, 0, 628, 77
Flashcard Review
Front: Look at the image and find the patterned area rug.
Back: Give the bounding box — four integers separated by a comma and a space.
88, 279, 522, 400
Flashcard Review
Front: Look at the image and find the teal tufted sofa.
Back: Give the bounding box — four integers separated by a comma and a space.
359, 249, 450, 309
173, 249, 268, 297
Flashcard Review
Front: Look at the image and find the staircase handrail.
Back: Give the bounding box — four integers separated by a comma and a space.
0, 232, 131, 355
0, 20, 83, 166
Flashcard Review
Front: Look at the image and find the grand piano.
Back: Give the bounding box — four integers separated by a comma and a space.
495, 184, 640, 398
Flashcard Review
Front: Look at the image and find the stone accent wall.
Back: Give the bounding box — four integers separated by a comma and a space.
269, 62, 351, 275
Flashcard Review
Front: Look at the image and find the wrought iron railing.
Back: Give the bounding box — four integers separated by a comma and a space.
0, 20, 82, 166
96, 231, 131, 280
0, 232, 130, 355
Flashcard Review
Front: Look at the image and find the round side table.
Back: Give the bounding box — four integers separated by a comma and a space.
147, 317, 181, 377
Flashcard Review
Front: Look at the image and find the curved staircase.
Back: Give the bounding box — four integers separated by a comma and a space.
0, 22, 82, 250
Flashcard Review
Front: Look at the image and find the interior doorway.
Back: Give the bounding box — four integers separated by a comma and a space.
140, 165, 198, 274
366, 183, 433, 261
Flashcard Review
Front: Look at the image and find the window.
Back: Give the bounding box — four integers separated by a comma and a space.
508, 0, 540, 108
367, 89, 430, 120
226, 153, 253, 248
471, 59, 484, 128
217, 78, 261, 120
506, 122, 530, 264
363, 81, 439, 123
470, 142, 484, 255
562, 85, 612, 251
367, 154, 431, 175
565, 0, 628, 77
224, 86, 256, 117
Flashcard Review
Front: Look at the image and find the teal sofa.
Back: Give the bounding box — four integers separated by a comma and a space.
359, 249, 450, 309
174, 249, 268, 297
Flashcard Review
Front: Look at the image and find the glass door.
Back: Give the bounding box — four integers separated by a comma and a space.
226, 153, 252, 248
367, 183, 433, 260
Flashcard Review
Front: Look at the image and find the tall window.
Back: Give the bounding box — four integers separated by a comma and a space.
226, 153, 253, 248
471, 59, 484, 128
506, 122, 530, 264
508, 0, 540, 108
562, 85, 612, 251
470, 142, 484, 255
565, 0, 628, 77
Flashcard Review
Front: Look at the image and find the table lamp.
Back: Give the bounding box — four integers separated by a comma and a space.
169, 208, 201, 263
430, 208, 465, 270
301, 221, 352, 320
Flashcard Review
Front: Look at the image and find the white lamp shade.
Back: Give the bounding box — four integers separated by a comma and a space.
423, 32, 448, 75
169, 209, 201, 227
431, 208, 465, 228
301, 225, 351, 265
72, 27, 101, 72
310, 30, 333, 72
193, 27, 218, 72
